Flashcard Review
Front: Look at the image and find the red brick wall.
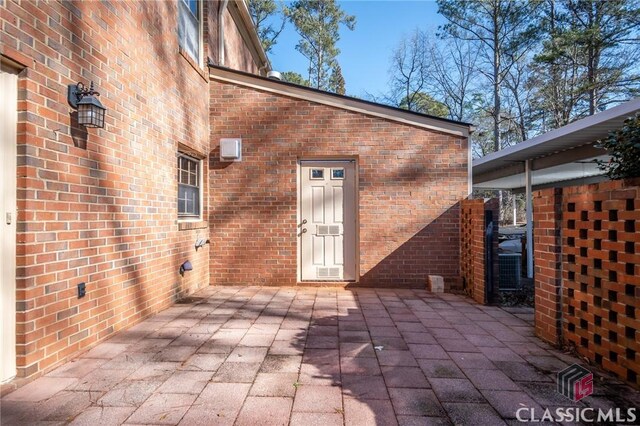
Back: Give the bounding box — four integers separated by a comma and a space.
208, 80, 468, 288
1, 0, 258, 381
460, 199, 485, 303
460, 198, 499, 304
534, 179, 640, 385
533, 187, 563, 345
562, 179, 640, 385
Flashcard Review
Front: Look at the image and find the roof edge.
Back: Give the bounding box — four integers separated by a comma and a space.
229, 0, 271, 73
473, 97, 640, 167
208, 65, 472, 138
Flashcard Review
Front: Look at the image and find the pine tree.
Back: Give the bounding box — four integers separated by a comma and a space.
286, 0, 355, 91
248, 0, 285, 53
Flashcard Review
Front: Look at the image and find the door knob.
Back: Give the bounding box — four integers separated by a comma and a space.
298, 219, 307, 227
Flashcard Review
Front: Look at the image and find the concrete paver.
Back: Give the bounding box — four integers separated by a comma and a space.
2, 286, 638, 425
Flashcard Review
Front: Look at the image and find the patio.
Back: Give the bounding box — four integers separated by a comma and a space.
2, 286, 638, 425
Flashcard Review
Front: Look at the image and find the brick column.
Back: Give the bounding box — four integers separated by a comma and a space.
460, 199, 491, 305
534, 188, 563, 345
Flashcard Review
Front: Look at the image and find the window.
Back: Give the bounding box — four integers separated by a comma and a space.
331, 168, 345, 179
178, 0, 201, 64
178, 154, 201, 218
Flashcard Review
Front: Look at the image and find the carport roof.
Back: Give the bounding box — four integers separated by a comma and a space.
208, 64, 473, 138
473, 98, 640, 191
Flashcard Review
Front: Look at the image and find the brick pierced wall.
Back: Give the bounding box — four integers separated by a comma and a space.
533, 188, 563, 345
534, 179, 640, 385
208, 80, 469, 288
1, 0, 260, 382
460, 199, 485, 303
460, 198, 499, 304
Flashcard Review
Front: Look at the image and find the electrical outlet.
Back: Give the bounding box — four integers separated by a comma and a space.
78, 282, 86, 298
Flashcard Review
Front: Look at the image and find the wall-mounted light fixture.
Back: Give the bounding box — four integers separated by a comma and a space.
179, 260, 193, 276
67, 81, 106, 128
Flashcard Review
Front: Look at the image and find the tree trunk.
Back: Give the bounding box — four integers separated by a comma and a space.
587, 1, 596, 115
493, 1, 501, 152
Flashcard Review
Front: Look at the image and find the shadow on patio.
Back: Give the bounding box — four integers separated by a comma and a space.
2, 286, 639, 425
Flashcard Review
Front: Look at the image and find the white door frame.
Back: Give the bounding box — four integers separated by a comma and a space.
297, 158, 359, 282
1, 62, 19, 383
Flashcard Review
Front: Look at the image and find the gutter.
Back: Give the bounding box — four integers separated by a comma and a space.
231, 0, 271, 75
218, 0, 229, 66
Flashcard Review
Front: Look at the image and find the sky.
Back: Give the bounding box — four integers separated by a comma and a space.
266, 1, 448, 99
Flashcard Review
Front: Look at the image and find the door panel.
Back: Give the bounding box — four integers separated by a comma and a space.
1, 66, 18, 383
300, 161, 356, 281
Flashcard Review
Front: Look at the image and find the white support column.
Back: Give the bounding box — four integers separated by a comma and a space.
525, 159, 534, 278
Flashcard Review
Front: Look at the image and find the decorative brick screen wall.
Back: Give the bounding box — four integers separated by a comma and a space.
533, 188, 563, 345
534, 179, 640, 385
460, 198, 498, 304
461, 199, 486, 304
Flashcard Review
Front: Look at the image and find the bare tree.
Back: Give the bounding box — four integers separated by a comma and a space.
427, 37, 479, 122
437, 0, 542, 152
388, 30, 430, 112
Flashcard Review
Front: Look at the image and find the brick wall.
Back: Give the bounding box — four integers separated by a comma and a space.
534, 179, 640, 385
1, 0, 259, 382
533, 188, 563, 345
208, 80, 469, 288
460, 199, 485, 303
460, 198, 499, 304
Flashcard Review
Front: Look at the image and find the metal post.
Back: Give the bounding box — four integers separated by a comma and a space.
525, 160, 534, 278
513, 193, 517, 226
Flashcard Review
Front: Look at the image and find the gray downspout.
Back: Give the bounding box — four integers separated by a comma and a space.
219, 0, 229, 66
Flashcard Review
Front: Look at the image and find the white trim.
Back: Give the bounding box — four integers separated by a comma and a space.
297, 158, 360, 283
525, 159, 533, 279
233, 0, 271, 73
177, 153, 204, 221
209, 68, 471, 138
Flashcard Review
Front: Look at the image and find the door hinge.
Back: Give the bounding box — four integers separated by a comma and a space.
6, 212, 11, 225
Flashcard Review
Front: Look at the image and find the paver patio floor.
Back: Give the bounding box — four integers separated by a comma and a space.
2, 286, 639, 425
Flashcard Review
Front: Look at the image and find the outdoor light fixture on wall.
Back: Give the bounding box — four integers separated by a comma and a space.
67, 81, 106, 128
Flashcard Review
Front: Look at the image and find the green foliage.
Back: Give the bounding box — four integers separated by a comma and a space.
281, 71, 311, 87
248, 0, 285, 53
596, 113, 640, 179
328, 63, 346, 95
286, 0, 355, 92
532, 0, 640, 126
399, 92, 449, 118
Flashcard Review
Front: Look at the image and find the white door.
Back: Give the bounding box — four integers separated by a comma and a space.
300, 160, 356, 281
1, 66, 18, 383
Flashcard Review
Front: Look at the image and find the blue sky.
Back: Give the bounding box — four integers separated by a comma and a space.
266, 1, 447, 99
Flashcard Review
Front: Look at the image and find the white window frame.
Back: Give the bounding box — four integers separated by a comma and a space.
178, 0, 203, 66
177, 153, 203, 221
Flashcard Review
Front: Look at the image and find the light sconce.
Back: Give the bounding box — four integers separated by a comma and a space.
67, 81, 106, 128
179, 260, 193, 276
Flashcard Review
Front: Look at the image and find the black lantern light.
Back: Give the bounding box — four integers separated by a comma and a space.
67, 81, 106, 128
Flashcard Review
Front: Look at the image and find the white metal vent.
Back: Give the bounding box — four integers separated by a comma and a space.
317, 267, 340, 278
317, 225, 341, 235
